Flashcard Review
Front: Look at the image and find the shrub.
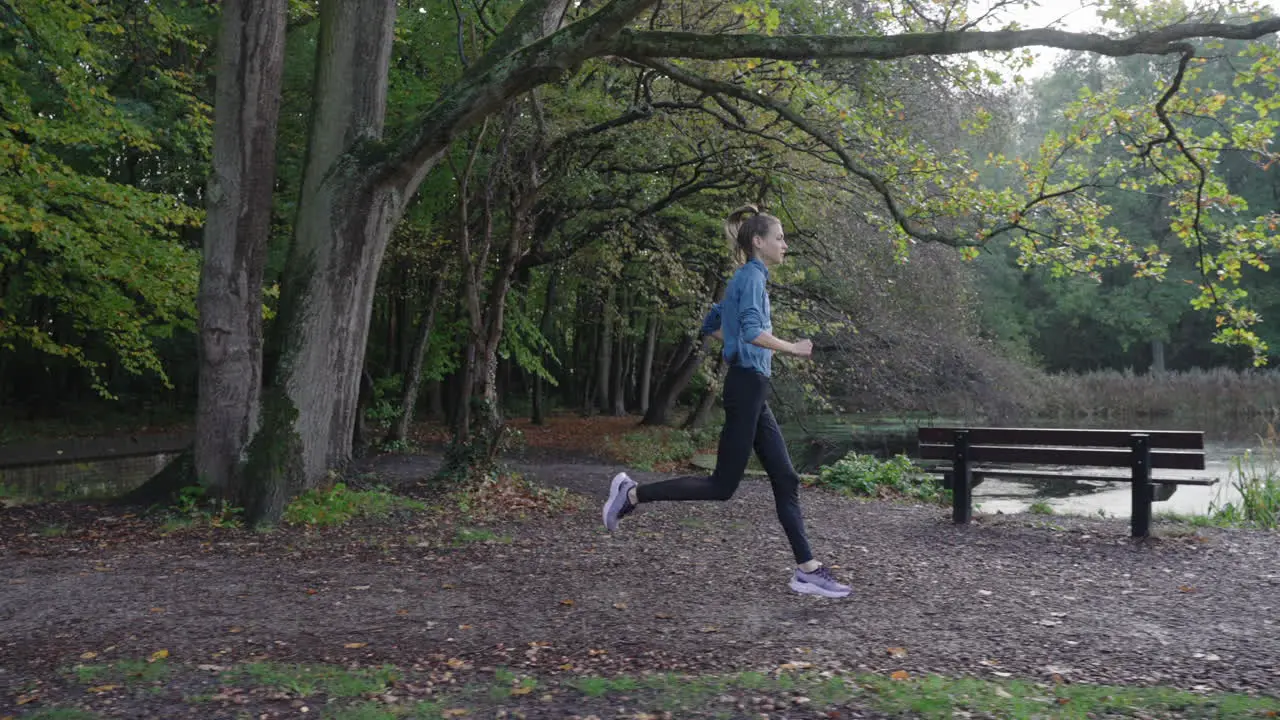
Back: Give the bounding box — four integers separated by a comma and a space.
815, 452, 948, 504
284, 483, 424, 527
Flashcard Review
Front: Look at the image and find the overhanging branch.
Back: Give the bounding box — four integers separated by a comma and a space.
607, 18, 1280, 61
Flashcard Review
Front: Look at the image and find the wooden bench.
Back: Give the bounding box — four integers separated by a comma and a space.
917, 427, 1217, 538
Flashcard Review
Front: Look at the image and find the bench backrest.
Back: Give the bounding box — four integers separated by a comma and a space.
917, 427, 1206, 470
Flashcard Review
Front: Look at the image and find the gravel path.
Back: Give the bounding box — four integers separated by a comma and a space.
3, 451, 1279, 708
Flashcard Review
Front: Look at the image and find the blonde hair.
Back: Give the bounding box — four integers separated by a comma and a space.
724, 204, 779, 264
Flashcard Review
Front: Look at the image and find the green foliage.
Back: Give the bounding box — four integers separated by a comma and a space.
1209, 432, 1280, 529
1028, 501, 1055, 516
283, 483, 425, 527
0, 0, 210, 397
816, 452, 947, 503
605, 426, 720, 471
168, 485, 243, 529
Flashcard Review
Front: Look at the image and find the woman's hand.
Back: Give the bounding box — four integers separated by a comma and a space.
790, 339, 813, 358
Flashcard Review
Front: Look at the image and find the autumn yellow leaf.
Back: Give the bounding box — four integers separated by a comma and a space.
442, 709, 469, 717
890, 670, 910, 681
559, 599, 574, 606
510, 685, 533, 696
88, 684, 119, 693
344, 642, 368, 649
612, 602, 628, 610
149, 649, 169, 662
80, 651, 98, 660
396, 608, 409, 616
446, 658, 468, 669
887, 647, 907, 658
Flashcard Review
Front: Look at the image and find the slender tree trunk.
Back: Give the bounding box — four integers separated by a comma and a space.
531, 269, 559, 425
684, 355, 724, 429
595, 286, 613, 413
196, 0, 288, 504
386, 278, 443, 443
638, 313, 658, 414
642, 333, 712, 426
1150, 338, 1167, 375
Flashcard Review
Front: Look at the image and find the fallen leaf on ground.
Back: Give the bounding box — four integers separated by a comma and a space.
995, 687, 1013, 699
1180, 585, 1197, 593
442, 709, 469, 717
890, 670, 910, 681
149, 649, 169, 662
15, 694, 39, 705
80, 651, 98, 660
654, 612, 672, 619
613, 602, 628, 610
396, 608, 409, 615
344, 642, 367, 649
510, 686, 533, 696
87, 685, 119, 693
559, 599, 574, 606
228, 627, 243, 633
887, 647, 907, 658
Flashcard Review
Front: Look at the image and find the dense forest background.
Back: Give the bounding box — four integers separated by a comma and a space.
3, 0, 1279, 453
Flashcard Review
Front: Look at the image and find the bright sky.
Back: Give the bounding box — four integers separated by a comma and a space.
985, 0, 1280, 77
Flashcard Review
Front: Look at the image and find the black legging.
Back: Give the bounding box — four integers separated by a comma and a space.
636, 365, 813, 564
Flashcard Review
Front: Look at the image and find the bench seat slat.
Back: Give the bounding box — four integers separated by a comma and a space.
918, 427, 1204, 450
928, 467, 1218, 486
918, 442, 1206, 470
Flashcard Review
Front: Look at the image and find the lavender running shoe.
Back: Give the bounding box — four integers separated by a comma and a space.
790, 566, 851, 598
602, 472, 637, 531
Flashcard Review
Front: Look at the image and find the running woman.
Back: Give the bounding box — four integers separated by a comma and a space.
601, 205, 851, 598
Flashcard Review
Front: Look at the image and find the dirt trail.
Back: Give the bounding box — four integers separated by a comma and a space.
3, 450, 1279, 711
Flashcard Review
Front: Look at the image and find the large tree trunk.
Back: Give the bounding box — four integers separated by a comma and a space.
386, 279, 443, 444
196, 0, 288, 503
243, 0, 399, 523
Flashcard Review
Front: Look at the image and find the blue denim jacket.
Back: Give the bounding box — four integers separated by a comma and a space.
700, 258, 773, 377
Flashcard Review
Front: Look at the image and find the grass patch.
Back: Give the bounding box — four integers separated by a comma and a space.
604, 426, 719, 470
70, 659, 170, 686
22, 710, 102, 720
284, 483, 425, 527
813, 452, 949, 504
230, 662, 399, 698
550, 669, 1280, 719
41, 523, 68, 537
1028, 500, 1055, 516
452, 526, 512, 546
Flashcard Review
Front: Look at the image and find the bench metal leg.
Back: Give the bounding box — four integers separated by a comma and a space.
953, 431, 972, 524
1130, 434, 1152, 538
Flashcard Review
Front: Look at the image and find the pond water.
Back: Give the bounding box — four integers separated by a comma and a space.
780, 413, 1277, 519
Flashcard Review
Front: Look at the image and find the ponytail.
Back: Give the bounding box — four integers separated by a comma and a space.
724, 204, 778, 265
